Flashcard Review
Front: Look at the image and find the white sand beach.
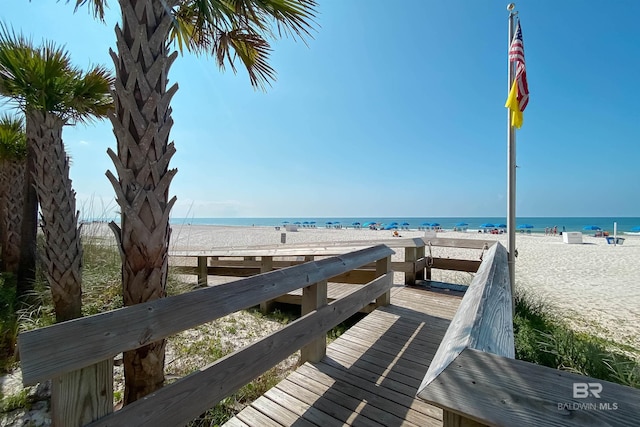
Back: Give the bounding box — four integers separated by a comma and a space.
166, 224, 640, 352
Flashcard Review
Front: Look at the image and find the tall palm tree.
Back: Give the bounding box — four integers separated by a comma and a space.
0, 114, 27, 274
75, 0, 317, 404
0, 26, 113, 321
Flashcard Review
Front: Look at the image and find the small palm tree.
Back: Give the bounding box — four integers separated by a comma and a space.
74, 0, 317, 403
0, 113, 27, 274
0, 25, 113, 322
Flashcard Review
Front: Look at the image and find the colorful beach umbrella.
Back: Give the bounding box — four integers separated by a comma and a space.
583, 225, 601, 231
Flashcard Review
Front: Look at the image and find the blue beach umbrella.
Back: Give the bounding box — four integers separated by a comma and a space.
402, 222, 410, 226
282, 221, 289, 224
362, 221, 376, 227
429, 222, 440, 227
293, 221, 301, 225
583, 225, 601, 231
421, 222, 431, 226
352, 222, 361, 226
631, 226, 640, 232
455, 222, 468, 227
517, 224, 534, 229
496, 224, 507, 228
480, 223, 495, 228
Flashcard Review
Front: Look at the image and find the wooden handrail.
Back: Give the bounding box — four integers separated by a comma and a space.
87, 271, 394, 426
417, 242, 640, 426
416, 242, 513, 426
18, 245, 394, 386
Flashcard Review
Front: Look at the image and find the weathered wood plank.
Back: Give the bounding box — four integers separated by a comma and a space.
429, 258, 481, 273
264, 385, 344, 427
296, 363, 441, 427
51, 360, 113, 426
250, 395, 317, 427
300, 280, 328, 363
19, 245, 394, 385
417, 243, 513, 397
281, 374, 388, 427
88, 272, 394, 426
419, 348, 640, 427
235, 405, 283, 427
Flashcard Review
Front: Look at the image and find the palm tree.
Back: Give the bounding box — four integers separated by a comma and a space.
74, 0, 317, 403
0, 26, 113, 322
0, 113, 26, 274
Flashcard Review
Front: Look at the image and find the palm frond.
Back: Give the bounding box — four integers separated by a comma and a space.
216, 29, 275, 91
0, 113, 26, 160
70, 0, 108, 22
170, 0, 316, 89
0, 22, 113, 123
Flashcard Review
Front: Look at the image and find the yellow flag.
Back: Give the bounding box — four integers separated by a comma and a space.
505, 80, 523, 129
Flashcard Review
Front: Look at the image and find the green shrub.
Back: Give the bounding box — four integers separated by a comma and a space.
514, 291, 639, 388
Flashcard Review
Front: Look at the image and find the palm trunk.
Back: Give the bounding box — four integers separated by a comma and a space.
17, 114, 38, 297
107, 0, 179, 404
0, 158, 25, 274
28, 110, 83, 322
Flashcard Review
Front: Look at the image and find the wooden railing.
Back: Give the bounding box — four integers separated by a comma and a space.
170, 236, 494, 288
416, 242, 640, 426
17, 245, 394, 427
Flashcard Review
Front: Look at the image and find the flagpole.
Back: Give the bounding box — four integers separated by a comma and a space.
507, 4, 517, 301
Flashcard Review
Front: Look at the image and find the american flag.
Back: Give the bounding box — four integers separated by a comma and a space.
509, 21, 529, 112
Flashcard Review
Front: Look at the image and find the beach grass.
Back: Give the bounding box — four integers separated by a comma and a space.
514, 290, 639, 388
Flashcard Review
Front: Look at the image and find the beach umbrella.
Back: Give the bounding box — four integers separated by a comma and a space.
631, 226, 640, 232
429, 222, 440, 227
517, 224, 534, 229
389, 222, 398, 226
293, 221, 301, 225
480, 223, 495, 228
325, 221, 333, 225
496, 224, 507, 228
309, 221, 316, 224
352, 222, 361, 226
455, 222, 468, 227
420, 222, 431, 226
402, 222, 410, 226
282, 221, 289, 224
583, 225, 601, 231
362, 221, 375, 227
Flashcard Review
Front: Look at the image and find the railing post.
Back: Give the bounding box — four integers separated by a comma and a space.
197, 256, 208, 287
300, 279, 328, 363
51, 360, 113, 426
416, 244, 426, 281
259, 256, 275, 313
404, 246, 417, 286
376, 255, 392, 306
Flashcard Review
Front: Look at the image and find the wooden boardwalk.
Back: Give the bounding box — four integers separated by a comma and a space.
224, 285, 463, 427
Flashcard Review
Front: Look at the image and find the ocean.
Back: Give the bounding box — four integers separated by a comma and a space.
166, 217, 640, 233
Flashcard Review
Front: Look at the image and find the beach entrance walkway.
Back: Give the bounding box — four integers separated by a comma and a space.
224, 285, 462, 427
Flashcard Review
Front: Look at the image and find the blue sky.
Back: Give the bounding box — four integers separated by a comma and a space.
3, 1, 639, 218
